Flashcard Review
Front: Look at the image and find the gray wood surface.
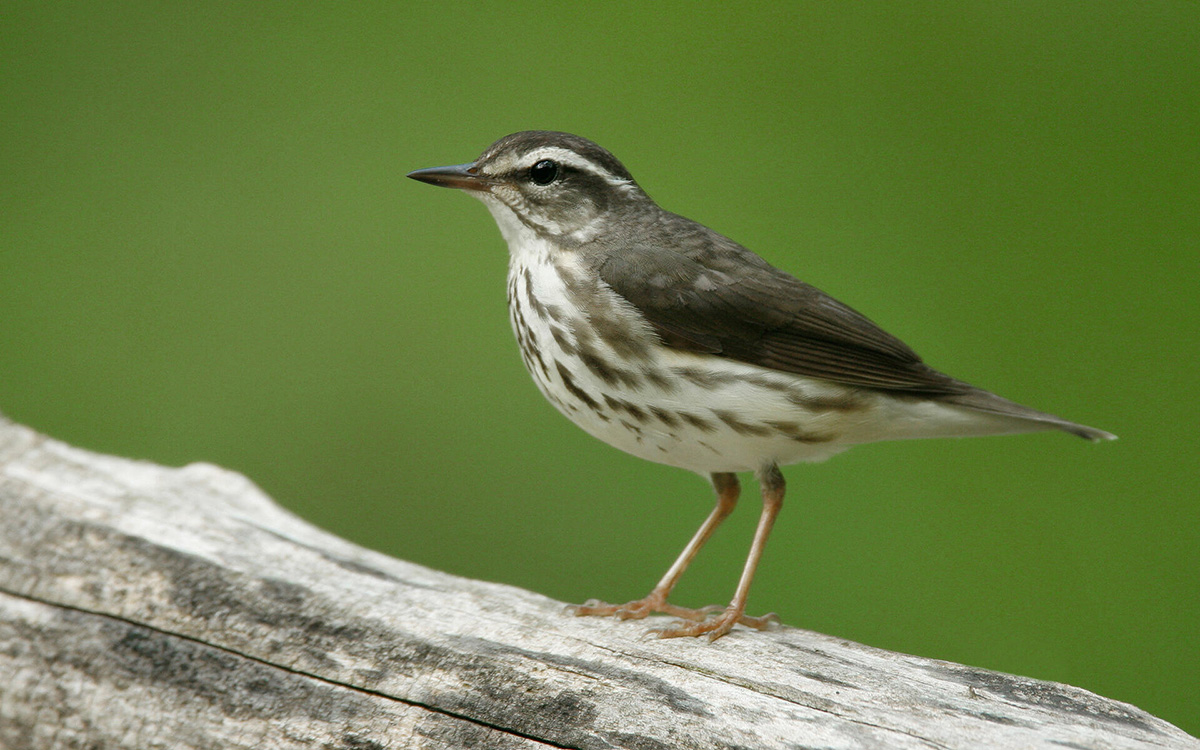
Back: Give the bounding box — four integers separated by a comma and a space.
0, 416, 1193, 749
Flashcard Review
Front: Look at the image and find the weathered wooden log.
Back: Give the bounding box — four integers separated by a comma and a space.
0, 416, 1193, 749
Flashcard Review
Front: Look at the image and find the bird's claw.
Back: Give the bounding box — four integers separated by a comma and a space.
569, 596, 660, 621
649, 609, 780, 641
572, 595, 780, 641
570, 595, 730, 622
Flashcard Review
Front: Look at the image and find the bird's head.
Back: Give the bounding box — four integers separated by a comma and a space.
408, 131, 653, 248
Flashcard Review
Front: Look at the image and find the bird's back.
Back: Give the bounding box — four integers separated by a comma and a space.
581, 210, 1115, 442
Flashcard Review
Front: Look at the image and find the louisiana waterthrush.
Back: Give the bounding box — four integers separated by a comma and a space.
409, 131, 1115, 641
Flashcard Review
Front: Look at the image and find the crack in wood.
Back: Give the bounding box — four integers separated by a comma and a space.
0, 584, 579, 750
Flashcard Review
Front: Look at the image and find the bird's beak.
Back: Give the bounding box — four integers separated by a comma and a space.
406, 162, 492, 192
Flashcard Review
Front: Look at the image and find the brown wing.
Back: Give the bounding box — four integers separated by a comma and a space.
588, 213, 1114, 441
591, 214, 969, 396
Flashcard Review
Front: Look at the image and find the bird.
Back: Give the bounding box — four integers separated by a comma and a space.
407, 131, 1115, 641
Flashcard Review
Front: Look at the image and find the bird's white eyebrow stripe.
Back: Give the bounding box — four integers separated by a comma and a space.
528, 147, 631, 187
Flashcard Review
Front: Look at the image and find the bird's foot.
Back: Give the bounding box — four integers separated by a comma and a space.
569, 593, 722, 622
650, 607, 780, 642
571, 595, 779, 640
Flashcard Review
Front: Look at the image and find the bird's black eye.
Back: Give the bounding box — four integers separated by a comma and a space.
529, 159, 559, 185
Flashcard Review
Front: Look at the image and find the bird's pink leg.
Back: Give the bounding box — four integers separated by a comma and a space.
572, 472, 741, 622
652, 465, 784, 641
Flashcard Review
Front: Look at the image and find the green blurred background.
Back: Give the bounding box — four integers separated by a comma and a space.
3, 2, 1197, 734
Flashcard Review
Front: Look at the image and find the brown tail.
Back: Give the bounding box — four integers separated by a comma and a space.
940, 387, 1117, 442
